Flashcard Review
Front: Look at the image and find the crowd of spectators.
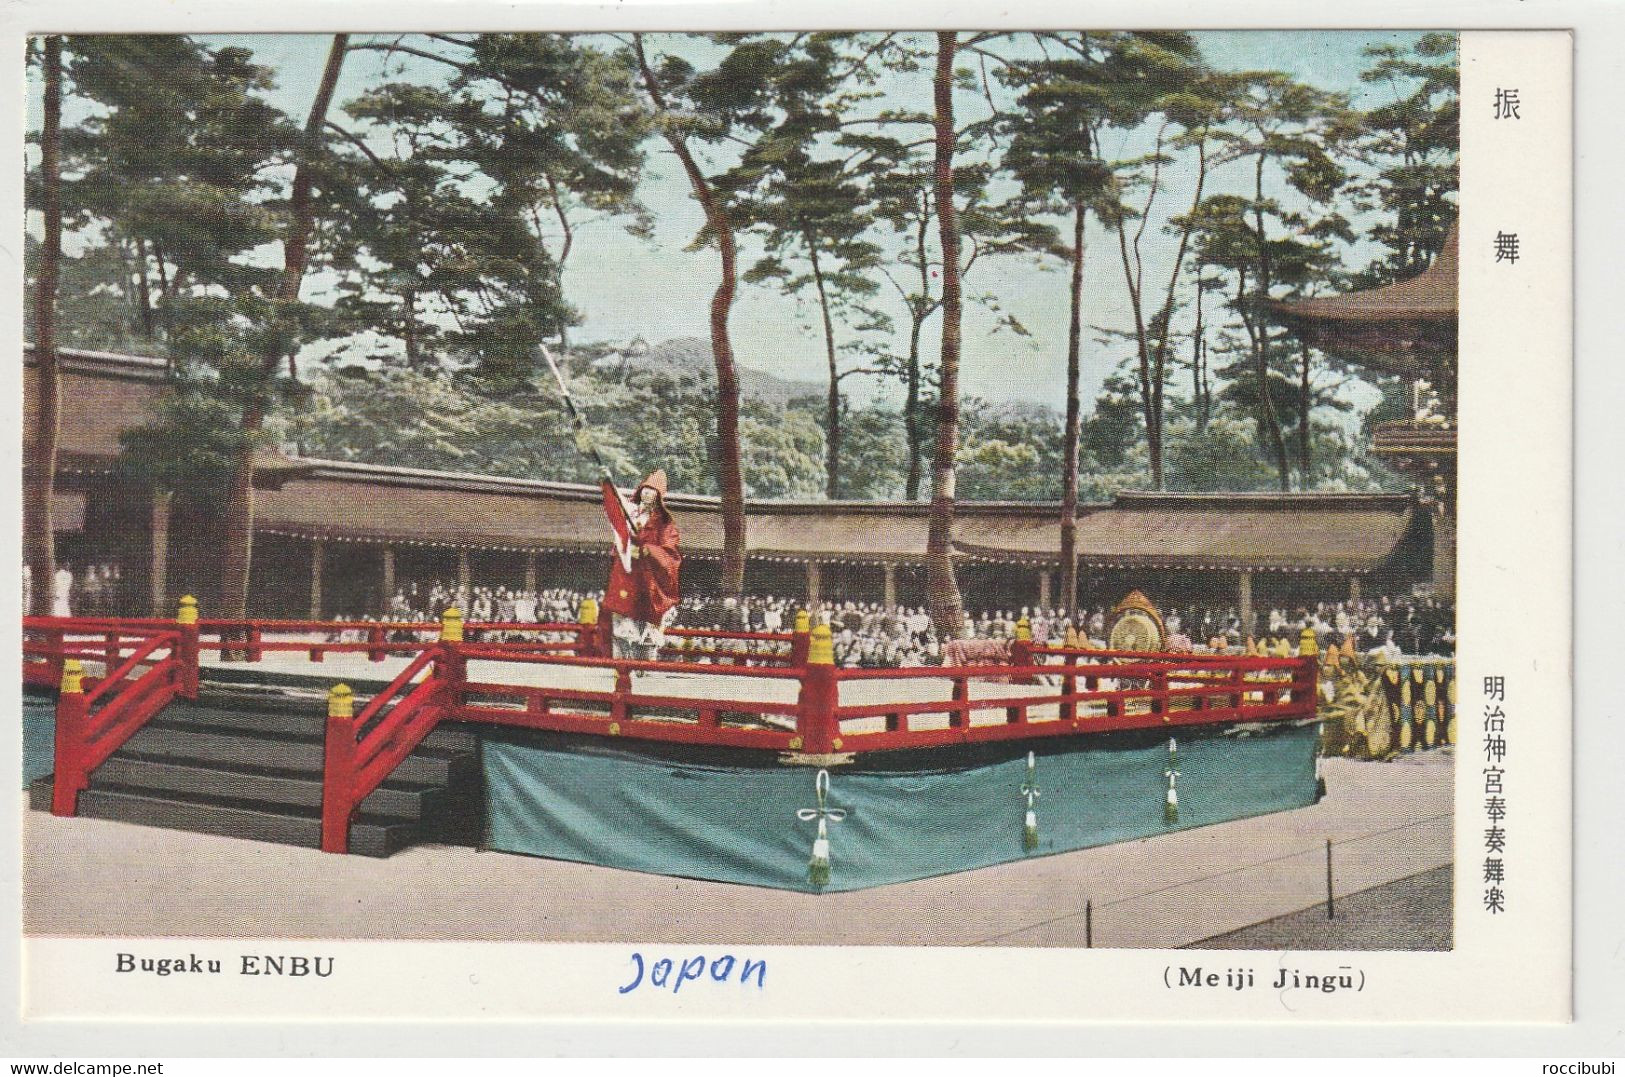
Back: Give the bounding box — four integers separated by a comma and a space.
28, 562, 1455, 666
339, 581, 1455, 667
27, 563, 1453, 667
22, 562, 125, 618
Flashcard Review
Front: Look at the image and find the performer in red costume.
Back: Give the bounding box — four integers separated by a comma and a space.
600, 469, 683, 660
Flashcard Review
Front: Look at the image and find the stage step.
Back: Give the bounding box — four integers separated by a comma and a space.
118, 724, 465, 786
166, 686, 479, 753
90, 756, 438, 817
29, 688, 481, 858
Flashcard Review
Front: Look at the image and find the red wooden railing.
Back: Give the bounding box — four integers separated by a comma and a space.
23, 606, 1319, 852
319, 645, 462, 853
24, 618, 198, 816
818, 653, 1316, 754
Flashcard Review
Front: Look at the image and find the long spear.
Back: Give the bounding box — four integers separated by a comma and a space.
536, 343, 638, 534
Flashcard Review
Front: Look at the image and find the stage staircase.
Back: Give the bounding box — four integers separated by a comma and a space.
29, 683, 482, 857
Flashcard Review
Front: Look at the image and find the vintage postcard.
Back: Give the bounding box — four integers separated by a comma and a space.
9, 15, 1571, 1034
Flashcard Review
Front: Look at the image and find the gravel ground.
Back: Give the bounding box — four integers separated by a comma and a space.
24, 751, 1453, 949
1188, 865, 1453, 951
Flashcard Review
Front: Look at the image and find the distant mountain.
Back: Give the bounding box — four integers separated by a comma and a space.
973, 398, 1064, 426
592, 336, 826, 408
593, 336, 1066, 423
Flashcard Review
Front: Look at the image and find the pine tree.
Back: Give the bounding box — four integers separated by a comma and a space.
25, 36, 63, 617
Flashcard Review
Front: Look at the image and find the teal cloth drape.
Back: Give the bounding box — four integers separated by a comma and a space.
483, 724, 1319, 893
22, 692, 55, 787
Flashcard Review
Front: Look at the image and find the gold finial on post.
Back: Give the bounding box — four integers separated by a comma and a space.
1298, 627, 1318, 657
794, 609, 811, 634
176, 595, 198, 625
1015, 617, 1032, 642
60, 658, 84, 695
328, 683, 354, 719
807, 622, 834, 666
440, 607, 464, 643
578, 597, 599, 626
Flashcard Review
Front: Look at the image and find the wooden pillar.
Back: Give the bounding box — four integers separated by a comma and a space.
309, 538, 325, 621
1431, 506, 1456, 600
805, 560, 821, 608
1238, 569, 1253, 639
1348, 574, 1362, 603
1038, 569, 1053, 610
882, 562, 897, 608
380, 546, 395, 606
523, 551, 538, 593
148, 489, 172, 617
457, 547, 472, 611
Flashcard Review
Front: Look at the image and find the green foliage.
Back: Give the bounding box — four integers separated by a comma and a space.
954, 401, 1066, 500
332, 33, 649, 385
280, 357, 833, 501
278, 365, 604, 481
27, 31, 1457, 514
115, 377, 255, 508
1356, 32, 1459, 282
1162, 415, 1281, 491
1081, 369, 1146, 468
741, 404, 825, 499
831, 406, 909, 500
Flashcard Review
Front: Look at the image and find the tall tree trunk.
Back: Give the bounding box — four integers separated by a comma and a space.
547, 171, 574, 354
1191, 267, 1209, 432
634, 35, 746, 594
1236, 270, 1291, 492
404, 289, 420, 366
133, 236, 156, 340
903, 199, 933, 502
1059, 201, 1086, 621
26, 35, 62, 618
925, 32, 966, 639
1115, 220, 1161, 489
809, 241, 842, 500
1251, 156, 1291, 492
154, 244, 171, 299
903, 310, 924, 500
1297, 336, 1313, 485
1147, 138, 1208, 474
219, 33, 348, 622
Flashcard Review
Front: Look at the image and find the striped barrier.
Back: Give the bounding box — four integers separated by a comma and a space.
1317, 650, 1455, 760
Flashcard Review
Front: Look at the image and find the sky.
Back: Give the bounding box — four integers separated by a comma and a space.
36, 29, 1444, 416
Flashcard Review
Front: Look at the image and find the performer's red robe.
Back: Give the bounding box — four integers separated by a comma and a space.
601, 469, 682, 625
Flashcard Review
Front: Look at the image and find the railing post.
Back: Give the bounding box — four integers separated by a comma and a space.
611, 665, 632, 726
795, 623, 839, 754
175, 595, 200, 700
368, 624, 386, 663
1009, 617, 1035, 685
1061, 652, 1078, 723
790, 609, 811, 668
438, 610, 467, 715
320, 683, 357, 854
1151, 669, 1169, 718
575, 598, 600, 658
247, 624, 263, 663
45, 625, 65, 687
1294, 627, 1320, 713
51, 660, 89, 817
